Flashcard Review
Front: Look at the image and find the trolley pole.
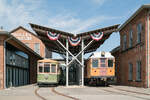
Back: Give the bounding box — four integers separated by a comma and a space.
81, 39, 84, 86
66, 39, 69, 87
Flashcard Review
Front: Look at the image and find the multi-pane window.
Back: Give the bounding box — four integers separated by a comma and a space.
44, 63, 50, 73
51, 64, 56, 73
129, 30, 133, 47
136, 61, 141, 81
128, 63, 133, 80
108, 60, 113, 67
123, 35, 127, 50
100, 58, 106, 67
34, 43, 40, 54
137, 23, 142, 43
92, 59, 98, 68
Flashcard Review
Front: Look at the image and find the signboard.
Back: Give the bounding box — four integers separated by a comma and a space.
12, 32, 32, 40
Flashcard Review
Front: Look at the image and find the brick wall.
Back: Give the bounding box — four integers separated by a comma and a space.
119, 9, 148, 88
0, 38, 4, 89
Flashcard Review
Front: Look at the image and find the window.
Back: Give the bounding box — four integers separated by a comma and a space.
92, 59, 98, 68
51, 64, 56, 73
108, 60, 113, 67
129, 30, 133, 47
100, 58, 106, 67
137, 23, 142, 43
136, 61, 141, 81
34, 43, 40, 54
44, 63, 50, 73
123, 35, 127, 50
128, 63, 133, 80
39, 66, 43, 73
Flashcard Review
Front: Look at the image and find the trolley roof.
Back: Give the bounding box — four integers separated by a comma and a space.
38, 59, 59, 63
30, 23, 119, 54
89, 52, 114, 59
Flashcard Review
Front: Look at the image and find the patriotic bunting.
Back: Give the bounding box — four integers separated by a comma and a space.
68, 36, 81, 46
47, 31, 60, 41
90, 32, 103, 41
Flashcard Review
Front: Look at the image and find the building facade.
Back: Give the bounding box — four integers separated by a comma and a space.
117, 4, 150, 88
0, 30, 42, 89
10, 26, 52, 58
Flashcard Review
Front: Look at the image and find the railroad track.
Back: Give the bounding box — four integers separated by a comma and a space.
51, 87, 79, 100
100, 87, 150, 100
34, 87, 79, 100
35, 88, 47, 100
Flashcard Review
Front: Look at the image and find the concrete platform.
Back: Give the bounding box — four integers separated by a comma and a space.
0, 85, 150, 100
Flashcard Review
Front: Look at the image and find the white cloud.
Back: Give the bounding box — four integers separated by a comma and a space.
89, 0, 108, 5
0, 0, 117, 34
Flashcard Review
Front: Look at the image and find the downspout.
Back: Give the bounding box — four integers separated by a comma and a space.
147, 10, 150, 88
4, 36, 13, 88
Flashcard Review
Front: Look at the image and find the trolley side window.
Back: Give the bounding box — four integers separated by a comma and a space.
92, 59, 98, 68
108, 60, 113, 67
44, 63, 50, 73
100, 58, 106, 67
51, 64, 56, 73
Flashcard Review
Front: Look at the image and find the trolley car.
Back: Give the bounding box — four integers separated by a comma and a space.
84, 52, 115, 86
37, 59, 60, 85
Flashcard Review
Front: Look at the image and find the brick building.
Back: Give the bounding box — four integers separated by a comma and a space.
10, 26, 52, 58
116, 4, 150, 88
0, 30, 42, 89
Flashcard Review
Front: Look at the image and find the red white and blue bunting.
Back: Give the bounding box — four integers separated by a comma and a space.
90, 32, 103, 41
68, 36, 81, 46
47, 31, 60, 41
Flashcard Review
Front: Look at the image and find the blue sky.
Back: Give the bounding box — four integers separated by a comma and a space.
0, 0, 150, 58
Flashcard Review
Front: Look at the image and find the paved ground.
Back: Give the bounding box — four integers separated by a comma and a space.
0, 85, 150, 100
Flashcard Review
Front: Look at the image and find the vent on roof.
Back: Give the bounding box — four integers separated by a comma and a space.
101, 51, 105, 57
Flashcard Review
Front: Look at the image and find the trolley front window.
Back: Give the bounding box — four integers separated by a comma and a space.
92, 59, 98, 68
100, 58, 106, 67
108, 60, 113, 67
39, 66, 43, 72
51, 64, 56, 73
44, 63, 50, 73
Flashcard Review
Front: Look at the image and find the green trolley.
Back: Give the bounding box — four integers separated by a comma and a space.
37, 59, 60, 85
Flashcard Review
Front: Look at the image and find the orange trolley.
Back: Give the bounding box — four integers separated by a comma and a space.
84, 52, 115, 86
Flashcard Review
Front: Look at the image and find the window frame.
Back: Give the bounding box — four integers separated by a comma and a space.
136, 61, 141, 81
123, 35, 127, 50
137, 23, 142, 44
128, 63, 133, 81
129, 29, 133, 48
44, 63, 50, 73
100, 58, 106, 67
108, 59, 113, 67
92, 59, 99, 68
51, 64, 57, 73
34, 43, 40, 55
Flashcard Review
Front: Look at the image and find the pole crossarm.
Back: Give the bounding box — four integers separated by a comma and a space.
68, 39, 94, 66
57, 39, 82, 66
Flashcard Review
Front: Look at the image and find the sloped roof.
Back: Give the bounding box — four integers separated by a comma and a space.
30, 23, 119, 55
118, 4, 150, 31
10, 26, 38, 38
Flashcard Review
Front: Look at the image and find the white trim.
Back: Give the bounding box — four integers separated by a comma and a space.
4, 36, 13, 88
147, 10, 150, 88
